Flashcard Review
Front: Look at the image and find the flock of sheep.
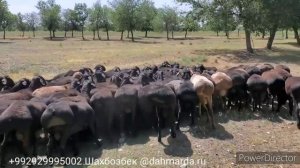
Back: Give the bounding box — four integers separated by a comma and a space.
0, 61, 299, 167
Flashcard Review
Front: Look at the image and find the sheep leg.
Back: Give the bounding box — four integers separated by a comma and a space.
156, 107, 162, 142
46, 132, 54, 157
89, 120, 102, 148
169, 106, 176, 139
288, 97, 294, 116
207, 96, 216, 129
70, 136, 79, 157
296, 103, 300, 129
59, 127, 72, 157
0, 134, 7, 168
190, 102, 195, 126
130, 108, 137, 136
119, 113, 125, 139
176, 100, 182, 130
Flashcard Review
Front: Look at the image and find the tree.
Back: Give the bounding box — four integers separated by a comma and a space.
178, 0, 260, 53
162, 6, 178, 40
74, 3, 89, 40
181, 13, 199, 39
151, 9, 164, 32
25, 12, 39, 37
111, 0, 141, 41
137, 0, 156, 37
101, 5, 113, 40
17, 13, 27, 37
36, 0, 61, 39
89, 1, 102, 40
0, 0, 15, 39
261, 0, 289, 49
206, 0, 238, 38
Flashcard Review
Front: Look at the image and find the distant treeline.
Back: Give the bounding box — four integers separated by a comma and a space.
1, 0, 300, 52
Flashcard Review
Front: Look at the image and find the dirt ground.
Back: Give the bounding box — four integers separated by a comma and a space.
1, 31, 300, 168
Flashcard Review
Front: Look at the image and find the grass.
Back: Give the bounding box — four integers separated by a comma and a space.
1, 30, 300, 80
1, 30, 300, 168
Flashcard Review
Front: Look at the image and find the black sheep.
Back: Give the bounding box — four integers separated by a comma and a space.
246, 74, 268, 111
138, 84, 177, 142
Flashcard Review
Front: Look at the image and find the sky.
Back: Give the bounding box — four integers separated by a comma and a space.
6, 0, 191, 14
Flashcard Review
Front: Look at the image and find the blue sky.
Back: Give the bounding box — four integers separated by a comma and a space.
7, 0, 190, 14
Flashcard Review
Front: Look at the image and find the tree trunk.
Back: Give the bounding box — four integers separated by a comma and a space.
33, 30, 35, 38
81, 27, 84, 40
145, 30, 148, 38
245, 30, 253, 53
64, 30, 67, 38
130, 29, 134, 42
72, 30, 74, 38
49, 30, 52, 40
185, 29, 188, 39
172, 30, 174, 39
52, 30, 55, 38
3, 29, 6, 40
217, 31, 219, 36
120, 31, 124, 40
292, 26, 300, 45
262, 30, 265, 39
267, 25, 278, 50
226, 31, 229, 39
97, 29, 100, 40
286, 29, 288, 39
22, 31, 25, 37
167, 30, 169, 40
106, 28, 109, 40
127, 30, 129, 38
93, 30, 95, 40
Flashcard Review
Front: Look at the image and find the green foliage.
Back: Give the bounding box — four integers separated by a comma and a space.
17, 13, 28, 33
36, 0, 61, 33
74, 3, 88, 27
136, 0, 157, 33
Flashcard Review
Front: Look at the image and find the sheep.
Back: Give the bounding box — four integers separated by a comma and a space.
0, 78, 30, 94
41, 97, 102, 157
138, 84, 177, 142
32, 85, 69, 98
0, 100, 47, 167
0, 76, 47, 101
211, 72, 233, 110
225, 68, 249, 111
275, 64, 290, 73
166, 80, 198, 129
285, 77, 300, 127
0, 76, 15, 91
246, 74, 268, 111
114, 85, 140, 139
90, 88, 116, 142
262, 70, 289, 113
190, 74, 215, 129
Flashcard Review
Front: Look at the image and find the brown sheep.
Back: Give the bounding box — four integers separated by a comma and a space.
211, 72, 233, 97
190, 74, 215, 129
275, 64, 290, 73
32, 85, 69, 97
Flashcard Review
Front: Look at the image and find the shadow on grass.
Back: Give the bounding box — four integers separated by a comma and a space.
0, 41, 14, 44
274, 42, 300, 48
189, 122, 234, 140
163, 131, 193, 157
43, 37, 66, 41
194, 47, 300, 64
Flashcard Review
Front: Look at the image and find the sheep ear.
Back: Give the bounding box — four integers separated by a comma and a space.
2, 78, 7, 85
22, 80, 27, 86
39, 78, 46, 86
